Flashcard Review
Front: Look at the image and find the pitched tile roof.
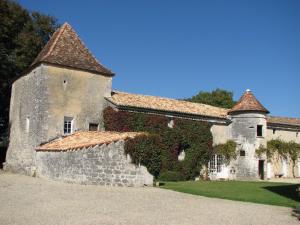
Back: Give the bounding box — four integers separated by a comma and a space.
267, 116, 300, 127
229, 89, 269, 114
31, 23, 114, 76
36, 131, 144, 151
106, 91, 229, 119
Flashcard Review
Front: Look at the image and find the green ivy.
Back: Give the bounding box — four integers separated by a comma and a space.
103, 107, 213, 180
214, 140, 237, 164
256, 139, 300, 178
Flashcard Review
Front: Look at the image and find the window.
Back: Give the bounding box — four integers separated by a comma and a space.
25, 117, 30, 133
209, 155, 224, 173
273, 129, 276, 134
297, 132, 299, 138
257, 125, 263, 137
64, 117, 73, 134
240, 150, 246, 156
89, 123, 98, 131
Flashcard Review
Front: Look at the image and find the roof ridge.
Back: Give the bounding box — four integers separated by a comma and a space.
67, 24, 113, 74
43, 23, 68, 61
112, 90, 229, 111
29, 22, 114, 76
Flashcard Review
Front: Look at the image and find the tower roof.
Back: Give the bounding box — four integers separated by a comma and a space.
30, 23, 114, 76
229, 89, 269, 114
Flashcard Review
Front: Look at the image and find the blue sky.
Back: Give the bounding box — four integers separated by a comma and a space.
19, 0, 300, 117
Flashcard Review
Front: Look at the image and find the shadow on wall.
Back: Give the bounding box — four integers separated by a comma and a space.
0, 147, 7, 169
263, 184, 300, 203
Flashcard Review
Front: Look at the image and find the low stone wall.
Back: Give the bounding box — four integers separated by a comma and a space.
36, 140, 153, 187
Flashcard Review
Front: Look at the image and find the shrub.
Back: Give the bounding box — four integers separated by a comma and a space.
158, 171, 184, 182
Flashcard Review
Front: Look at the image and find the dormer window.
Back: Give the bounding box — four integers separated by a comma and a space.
64, 117, 73, 134
257, 125, 263, 137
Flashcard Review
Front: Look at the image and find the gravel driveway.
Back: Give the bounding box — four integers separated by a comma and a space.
0, 171, 298, 225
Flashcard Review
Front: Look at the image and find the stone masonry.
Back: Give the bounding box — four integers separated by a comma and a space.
36, 140, 153, 187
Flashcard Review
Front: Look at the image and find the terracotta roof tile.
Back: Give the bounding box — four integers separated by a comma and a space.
106, 91, 229, 119
267, 116, 300, 127
229, 89, 269, 114
31, 23, 114, 76
36, 131, 144, 151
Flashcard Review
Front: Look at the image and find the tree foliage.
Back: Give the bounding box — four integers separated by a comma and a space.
186, 88, 236, 109
0, 0, 59, 143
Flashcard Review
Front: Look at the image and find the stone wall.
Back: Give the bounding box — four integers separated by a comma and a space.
266, 128, 300, 144
211, 124, 230, 145
5, 64, 112, 174
36, 140, 153, 187
266, 128, 300, 178
229, 112, 267, 179
5, 66, 48, 174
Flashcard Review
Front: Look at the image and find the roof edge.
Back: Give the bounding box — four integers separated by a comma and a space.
28, 62, 115, 77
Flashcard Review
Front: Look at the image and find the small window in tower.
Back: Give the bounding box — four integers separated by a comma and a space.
240, 150, 246, 156
26, 117, 30, 133
257, 125, 263, 137
89, 123, 99, 131
273, 129, 276, 134
64, 117, 73, 134
297, 132, 299, 138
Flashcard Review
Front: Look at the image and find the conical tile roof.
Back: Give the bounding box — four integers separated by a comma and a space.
30, 22, 114, 76
229, 89, 269, 114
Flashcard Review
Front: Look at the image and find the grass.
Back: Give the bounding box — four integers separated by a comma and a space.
160, 180, 300, 208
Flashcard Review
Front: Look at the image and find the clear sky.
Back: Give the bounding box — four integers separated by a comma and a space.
19, 0, 300, 117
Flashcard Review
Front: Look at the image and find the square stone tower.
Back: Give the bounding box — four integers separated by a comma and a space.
5, 23, 114, 174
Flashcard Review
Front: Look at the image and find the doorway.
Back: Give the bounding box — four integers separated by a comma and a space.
258, 160, 264, 180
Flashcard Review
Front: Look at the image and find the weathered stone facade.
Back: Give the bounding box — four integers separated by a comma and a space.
36, 140, 153, 187
5, 22, 300, 185
5, 64, 112, 175
229, 112, 267, 179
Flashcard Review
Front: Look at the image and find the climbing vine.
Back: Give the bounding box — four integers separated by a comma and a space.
214, 140, 237, 164
103, 107, 213, 180
256, 139, 300, 177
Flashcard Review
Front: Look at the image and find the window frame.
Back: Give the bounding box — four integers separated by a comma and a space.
257, 125, 263, 137
64, 117, 74, 135
89, 123, 99, 131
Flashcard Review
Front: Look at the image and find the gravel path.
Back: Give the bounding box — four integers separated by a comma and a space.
0, 171, 298, 225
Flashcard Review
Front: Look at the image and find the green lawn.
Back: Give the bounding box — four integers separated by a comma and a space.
160, 180, 300, 208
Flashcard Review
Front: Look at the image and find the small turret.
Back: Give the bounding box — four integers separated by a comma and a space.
229, 89, 269, 180
229, 89, 269, 115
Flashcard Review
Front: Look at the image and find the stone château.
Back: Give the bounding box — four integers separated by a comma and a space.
4, 23, 300, 186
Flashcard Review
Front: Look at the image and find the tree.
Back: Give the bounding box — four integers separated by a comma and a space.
0, 0, 59, 144
186, 88, 236, 109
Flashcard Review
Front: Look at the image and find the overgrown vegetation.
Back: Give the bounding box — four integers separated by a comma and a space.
214, 140, 237, 164
103, 107, 214, 180
256, 139, 300, 177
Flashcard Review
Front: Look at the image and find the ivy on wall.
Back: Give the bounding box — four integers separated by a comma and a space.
214, 140, 237, 164
256, 139, 300, 177
103, 107, 213, 180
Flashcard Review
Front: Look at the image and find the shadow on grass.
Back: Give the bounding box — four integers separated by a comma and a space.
263, 184, 300, 203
